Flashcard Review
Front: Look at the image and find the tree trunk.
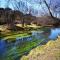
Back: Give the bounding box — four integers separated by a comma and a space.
22, 18, 24, 27
44, 0, 54, 18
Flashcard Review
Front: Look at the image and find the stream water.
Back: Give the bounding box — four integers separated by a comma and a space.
0, 27, 60, 60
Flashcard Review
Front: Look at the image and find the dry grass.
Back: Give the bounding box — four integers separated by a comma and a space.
16, 24, 41, 28
21, 36, 60, 60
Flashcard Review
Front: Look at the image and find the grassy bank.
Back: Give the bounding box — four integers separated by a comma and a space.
21, 36, 60, 60
3, 37, 44, 60
0, 31, 31, 41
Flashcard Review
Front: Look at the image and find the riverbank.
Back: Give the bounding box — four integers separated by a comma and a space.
0, 25, 58, 42
21, 36, 60, 60
2, 36, 44, 60
0, 24, 32, 41
0, 24, 43, 42
0, 31, 31, 42
0, 26, 60, 60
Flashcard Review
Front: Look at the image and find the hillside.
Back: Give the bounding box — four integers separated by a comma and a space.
21, 36, 60, 60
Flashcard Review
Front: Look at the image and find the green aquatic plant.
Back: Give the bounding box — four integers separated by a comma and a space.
21, 36, 60, 60
3, 37, 44, 60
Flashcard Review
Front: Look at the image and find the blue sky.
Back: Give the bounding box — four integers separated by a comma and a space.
0, 0, 13, 9
0, 0, 6, 8
0, 0, 59, 10
0, 0, 50, 16
0, 0, 60, 16
0, 0, 46, 10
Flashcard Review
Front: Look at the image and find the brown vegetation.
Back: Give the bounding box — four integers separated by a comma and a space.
21, 36, 60, 60
0, 7, 60, 31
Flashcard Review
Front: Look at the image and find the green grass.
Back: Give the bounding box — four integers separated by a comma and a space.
0, 26, 51, 60
0, 31, 31, 41
21, 36, 60, 60
4, 33, 30, 40
4, 37, 44, 60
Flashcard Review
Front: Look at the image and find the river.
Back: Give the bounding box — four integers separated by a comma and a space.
0, 27, 60, 60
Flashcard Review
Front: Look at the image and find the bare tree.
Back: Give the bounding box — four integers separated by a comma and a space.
51, 0, 60, 18
3, 0, 16, 30
42, 0, 60, 18
43, 0, 54, 18
11, 0, 25, 27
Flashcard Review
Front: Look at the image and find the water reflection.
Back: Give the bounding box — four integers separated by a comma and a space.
49, 28, 60, 39
32, 28, 51, 40
0, 27, 60, 60
0, 40, 7, 59
32, 28, 60, 40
